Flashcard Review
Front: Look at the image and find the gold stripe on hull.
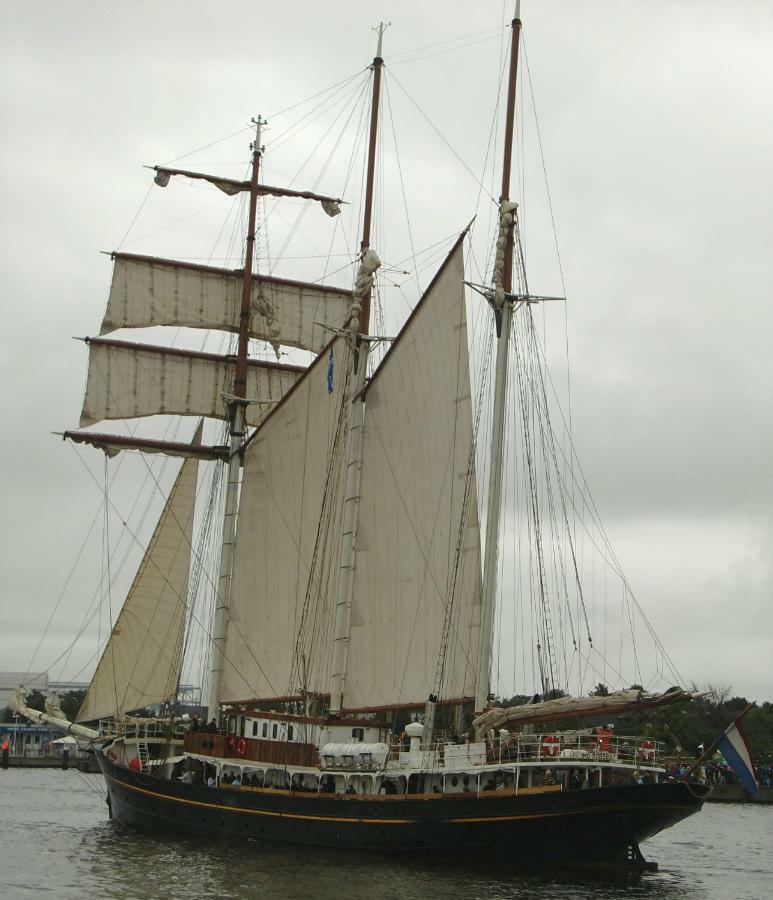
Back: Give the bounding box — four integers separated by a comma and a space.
107, 773, 414, 825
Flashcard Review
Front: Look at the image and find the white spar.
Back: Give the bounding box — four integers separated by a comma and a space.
9, 686, 99, 741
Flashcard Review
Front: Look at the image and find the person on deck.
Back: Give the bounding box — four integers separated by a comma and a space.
596, 724, 614, 754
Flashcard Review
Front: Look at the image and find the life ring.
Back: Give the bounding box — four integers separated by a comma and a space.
542, 734, 560, 757
237, 738, 247, 757
639, 739, 655, 761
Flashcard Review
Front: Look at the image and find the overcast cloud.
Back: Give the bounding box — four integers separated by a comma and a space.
1, 1, 771, 701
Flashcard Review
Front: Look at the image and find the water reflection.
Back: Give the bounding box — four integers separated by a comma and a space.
81, 821, 701, 900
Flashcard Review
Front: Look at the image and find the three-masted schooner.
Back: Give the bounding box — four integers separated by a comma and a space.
13, 9, 709, 871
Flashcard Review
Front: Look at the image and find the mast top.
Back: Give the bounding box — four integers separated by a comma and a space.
251, 115, 267, 156
373, 21, 390, 61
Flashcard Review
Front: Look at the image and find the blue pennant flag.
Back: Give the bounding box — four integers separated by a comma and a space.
717, 720, 758, 794
327, 346, 334, 395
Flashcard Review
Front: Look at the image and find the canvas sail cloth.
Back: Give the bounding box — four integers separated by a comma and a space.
79, 339, 303, 428
472, 687, 695, 733
343, 239, 482, 711
101, 254, 352, 355
218, 337, 354, 702
76, 446, 200, 723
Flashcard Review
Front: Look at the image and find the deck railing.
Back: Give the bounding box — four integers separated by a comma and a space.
488, 732, 664, 767
98, 719, 189, 740
387, 732, 665, 769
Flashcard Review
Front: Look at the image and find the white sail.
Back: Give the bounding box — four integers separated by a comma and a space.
218, 337, 353, 702
343, 239, 482, 710
102, 253, 352, 354
76, 439, 201, 723
79, 338, 302, 428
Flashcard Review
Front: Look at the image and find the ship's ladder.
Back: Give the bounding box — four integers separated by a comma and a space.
137, 742, 149, 773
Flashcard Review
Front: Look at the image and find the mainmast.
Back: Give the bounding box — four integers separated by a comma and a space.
328, 23, 387, 715
474, 8, 522, 714
206, 115, 266, 715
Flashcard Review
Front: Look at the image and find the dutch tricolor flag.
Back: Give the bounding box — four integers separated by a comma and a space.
717, 719, 758, 794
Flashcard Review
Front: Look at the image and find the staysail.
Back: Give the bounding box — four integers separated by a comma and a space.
76, 431, 201, 723
343, 237, 482, 711
217, 336, 354, 702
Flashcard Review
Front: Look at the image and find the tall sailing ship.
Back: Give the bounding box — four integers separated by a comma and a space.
13, 9, 709, 870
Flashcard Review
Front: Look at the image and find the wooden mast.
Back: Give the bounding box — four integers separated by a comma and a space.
499, 11, 521, 296
358, 28, 385, 334
207, 116, 266, 716
475, 7, 523, 715
329, 24, 387, 715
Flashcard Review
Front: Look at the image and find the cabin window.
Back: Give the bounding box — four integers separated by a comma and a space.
352, 727, 364, 742
288, 725, 294, 741
252, 722, 258, 737
262, 722, 268, 738
272, 723, 278, 739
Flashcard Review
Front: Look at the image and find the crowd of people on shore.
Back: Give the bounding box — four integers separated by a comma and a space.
700, 761, 773, 787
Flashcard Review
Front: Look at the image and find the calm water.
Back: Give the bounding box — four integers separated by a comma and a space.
0, 769, 770, 899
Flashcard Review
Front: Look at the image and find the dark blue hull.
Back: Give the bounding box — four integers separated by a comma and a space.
98, 754, 708, 868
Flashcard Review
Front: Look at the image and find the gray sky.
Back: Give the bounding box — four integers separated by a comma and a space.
1, 1, 771, 701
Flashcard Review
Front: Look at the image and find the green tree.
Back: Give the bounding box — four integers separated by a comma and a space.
25, 690, 46, 712
59, 690, 87, 720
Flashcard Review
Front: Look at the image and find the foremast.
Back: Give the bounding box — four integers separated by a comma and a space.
206, 116, 266, 715
328, 23, 387, 715
474, 8, 522, 715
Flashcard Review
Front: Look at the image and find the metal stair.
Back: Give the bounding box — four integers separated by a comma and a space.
137, 742, 149, 773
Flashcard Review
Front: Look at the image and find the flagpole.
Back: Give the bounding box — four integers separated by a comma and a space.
680, 703, 755, 781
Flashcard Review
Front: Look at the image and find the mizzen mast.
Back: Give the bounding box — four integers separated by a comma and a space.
328, 23, 388, 715
475, 8, 523, 715
206, 116, 266, 715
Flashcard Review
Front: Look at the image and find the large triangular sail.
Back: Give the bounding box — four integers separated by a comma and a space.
76, 438, 201, 723
343, 237, 482, 710
217, 336, 354, 702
